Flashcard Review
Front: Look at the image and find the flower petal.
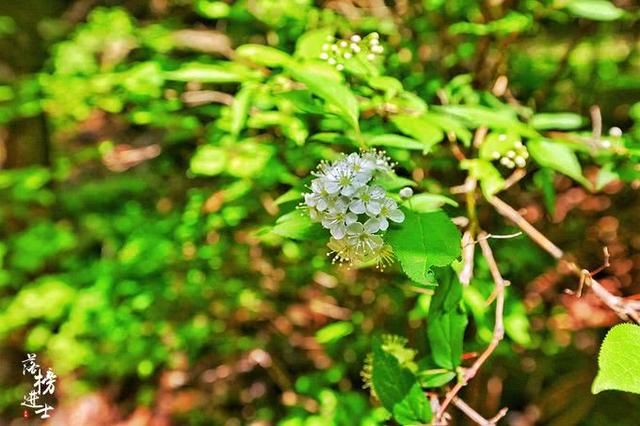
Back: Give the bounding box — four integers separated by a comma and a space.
367, 200, 382, 215
330, 224, 346, 239
349, 200, 366, 214
388, 208, 405, 223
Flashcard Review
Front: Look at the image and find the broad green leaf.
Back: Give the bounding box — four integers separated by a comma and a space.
288, 67, 360, 131
427, 267, 468, 370
461, 159, 505, 198
272, 211, 323, 240
592, 324, 640, 394
164, 62, 256, 83
391, 115, 444, 153
392, 382, 433, 425
567, 0, 624, 21
405, 193, 459, 212
530, 113, 584, 130
236, 44, 293, 67
387, 210, 461, 285
372, 338, 431, 425
367, 134, 429, 152
230, 83, 256, 138
315, 321, 354, 344
190, 146, 227, 176
528, 139, 590, 187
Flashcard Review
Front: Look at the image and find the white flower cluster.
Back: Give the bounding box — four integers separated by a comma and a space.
303, 151, 404, 266
319, 33, 384, 71
490, 136, 529, 169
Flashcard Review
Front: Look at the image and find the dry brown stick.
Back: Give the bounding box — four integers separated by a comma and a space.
488, 196, 564, 260
488, 195, 640, 324
437, 232, 507, 422
453, 397, 508, 426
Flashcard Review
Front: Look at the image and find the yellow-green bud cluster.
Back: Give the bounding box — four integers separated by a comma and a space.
490, 137, 529, 170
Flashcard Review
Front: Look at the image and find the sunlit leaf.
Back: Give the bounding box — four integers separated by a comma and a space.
592, 324, 640, 394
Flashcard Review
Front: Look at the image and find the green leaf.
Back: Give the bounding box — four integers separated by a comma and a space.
295, 28, 334, 59
195, 0, 230, 18
367, 134, 429, 152
392, 382, 433, 425
422, 111, 472, 147
534, 169, 557, 216
435, 105, 537, 137
461, 159, 505, 198
592, 323, 640, 394
418, 370, 457, 388
479, 132, 522, 160
528, 139, 590, 187
164, 62, 256, 83
315, 321, 354, 344
567, 0, 624, 21
427, 267, 468, 370
272, 211, 323, 240
230, 83, 256, 138
405, 194, 459, 212
387, 210, 461, 285
530, 113, 585, 130
372, 338, 432, 425
236, 44, 293, 67
595, 164, 619, 191
190, 146, 227, 176
390, 115, 444, 153
288, 66, 360, 131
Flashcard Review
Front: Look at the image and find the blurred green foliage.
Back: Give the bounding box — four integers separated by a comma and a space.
0, 0, 639, 424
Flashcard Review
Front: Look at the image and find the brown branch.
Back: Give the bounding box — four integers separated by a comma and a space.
488, 196, 564, 260
437, 232, 507, 422
488, 195, 640, 324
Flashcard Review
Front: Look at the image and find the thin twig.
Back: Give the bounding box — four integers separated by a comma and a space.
460, 231, 475, 286
437, 233, 506, 421
453, 397, 508, 426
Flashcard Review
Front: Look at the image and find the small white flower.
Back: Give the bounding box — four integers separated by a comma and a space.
336, 63, 344, 71
324, 163, 366, 196
351, 43, 361, 53
349, 185, 385, 215
367, 53, 376, 61
506, 150, 516, 158
340, 40, 348, 48
322, 204, 358, 239
515, 156, 527, 168
609, 127, 622, 137
350, 34, 361, 43
491, 151, 501, 160
343, 52, 352, 59
328, 58, 336, 65
345, 222, 384, 256
320, 52, 329, 60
